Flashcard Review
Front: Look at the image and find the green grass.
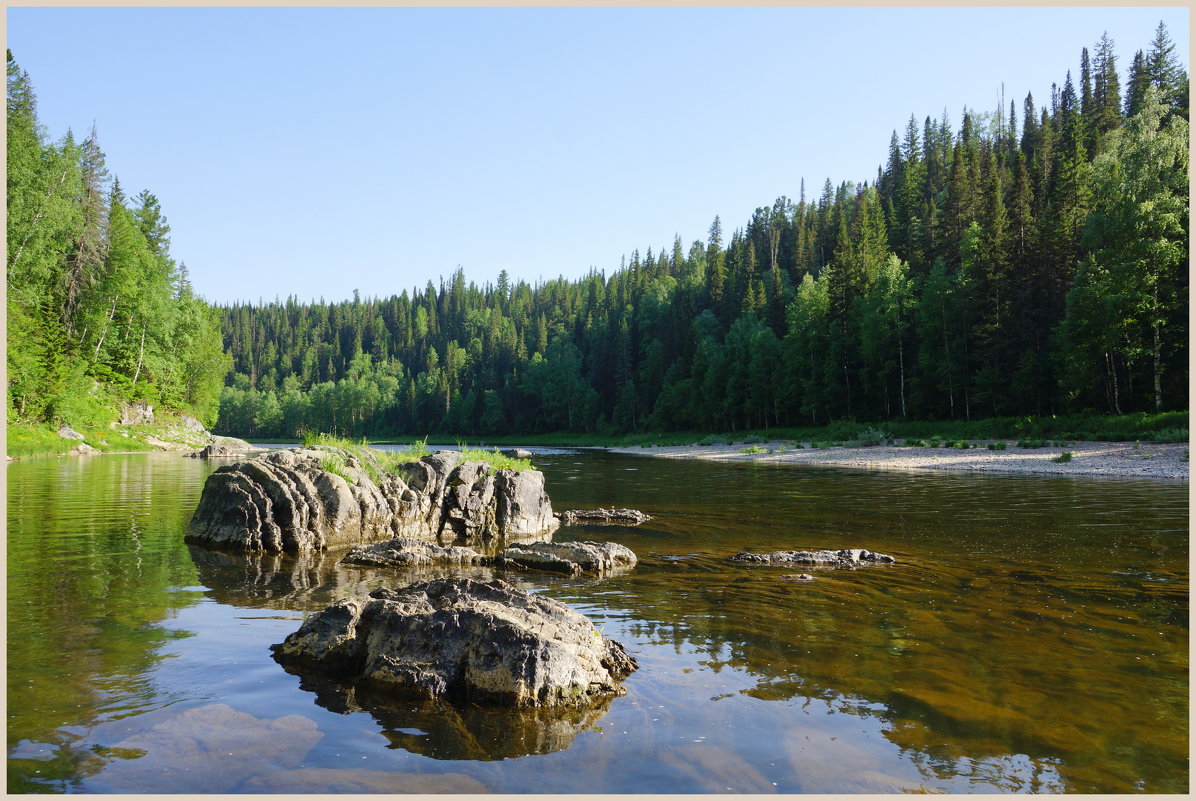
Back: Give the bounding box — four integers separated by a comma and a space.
301, 432, 535, 482
1052, 451, 1074, 463
6, 423, 80, 458
7, 421, 159, 458
458, 444, 533, 472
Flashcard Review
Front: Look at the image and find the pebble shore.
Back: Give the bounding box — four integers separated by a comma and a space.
608, 440, 1189, 480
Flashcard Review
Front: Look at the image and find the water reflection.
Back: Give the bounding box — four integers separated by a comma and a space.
284, 671, 613, 760
6, 450, 1189, 793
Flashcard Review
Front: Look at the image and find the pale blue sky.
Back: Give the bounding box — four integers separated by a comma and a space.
7, 6, 1189, 305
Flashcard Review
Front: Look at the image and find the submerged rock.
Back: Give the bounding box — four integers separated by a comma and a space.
339, 537, 637, 577
341, 538, 489, 568
271, 577, 637, 708
498, 540, 638, 576
729, 548, 896, 567
558, 508, 653, 526
186, 447, 558, 554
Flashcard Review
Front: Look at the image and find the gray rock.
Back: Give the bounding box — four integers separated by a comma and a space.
118, 400, 154, 426
730, 548, 896, 567
502, 447, 534, 460
559, 508, 653, 526
187, 447, 558, 554
342, 538, 488, 568
187, 443, 240, 459
271, 577, 637, 708
178, 414, 207, 433
70, 443, 100, 456
56, 423, 85, 441
499, 540, 638, 576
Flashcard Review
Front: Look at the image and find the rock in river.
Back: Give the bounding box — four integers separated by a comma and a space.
271, 577, 637, 708
730, 548, 896, 567
186, 447, 558, 554
341, 537, 490, 568
498, 540, 638, 576
558, 507, 652, 526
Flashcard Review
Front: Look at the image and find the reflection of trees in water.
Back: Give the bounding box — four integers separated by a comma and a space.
282, 667, 613, 761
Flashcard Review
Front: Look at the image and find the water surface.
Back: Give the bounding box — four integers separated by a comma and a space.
6, 449, 1188, 793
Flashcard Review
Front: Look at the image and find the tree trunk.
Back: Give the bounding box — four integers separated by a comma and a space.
93, 297, 119, 360
132, 322, 146, 385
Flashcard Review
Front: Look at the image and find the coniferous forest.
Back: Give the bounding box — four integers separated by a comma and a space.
216, 26, 1188, 440
8, 27, 1189, 443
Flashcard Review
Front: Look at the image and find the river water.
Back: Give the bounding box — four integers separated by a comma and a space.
6, 448, 1188, 793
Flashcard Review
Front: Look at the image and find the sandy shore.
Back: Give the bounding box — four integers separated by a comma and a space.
608, 439, 1189, 480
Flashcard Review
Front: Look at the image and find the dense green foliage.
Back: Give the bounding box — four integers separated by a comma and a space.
214, 27, 1187, 440
6, 51, 230, 434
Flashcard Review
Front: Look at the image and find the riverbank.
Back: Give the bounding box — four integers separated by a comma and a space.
608, 439, 1189, 480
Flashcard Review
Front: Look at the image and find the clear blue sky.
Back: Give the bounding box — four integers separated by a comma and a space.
7, 6, 1189, 306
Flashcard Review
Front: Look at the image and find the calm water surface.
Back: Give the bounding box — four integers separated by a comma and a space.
6, 448, 1188, 793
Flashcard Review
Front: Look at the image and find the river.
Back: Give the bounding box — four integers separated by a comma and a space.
6, 447, 1188, 793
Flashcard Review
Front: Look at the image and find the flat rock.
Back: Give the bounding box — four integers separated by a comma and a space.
499, 540, 638, 575
271, 577, 637, 708
559, 508, 652, 526
70, 443, 100, 456
502, 447, 535, 460
341, 538, 488, 568
730, 548, 895, 567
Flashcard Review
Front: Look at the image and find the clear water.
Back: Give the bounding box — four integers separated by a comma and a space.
6, 449, 1188, 793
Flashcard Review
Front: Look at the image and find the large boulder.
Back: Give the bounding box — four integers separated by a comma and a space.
729, 548, 895, 567
186, 447, 558, 554
271, 577, 637, 708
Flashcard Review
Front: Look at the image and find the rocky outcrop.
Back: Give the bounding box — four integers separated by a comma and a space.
178, 414, 207, 433
186, 447, 559, 554
499, 541, 638, 576
502, 448, 534, 460
118, 400, 155, 426
57, 423, 85, 441
559, 508, 652, 526
271, 578, 637, 708
729, 548, 895, 567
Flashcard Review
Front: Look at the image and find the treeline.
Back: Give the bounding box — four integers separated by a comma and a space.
6, 52, 229, 428
217, 25, 1188, 439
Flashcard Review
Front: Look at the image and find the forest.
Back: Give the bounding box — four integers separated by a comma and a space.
216, 25, 1188, 440
8, 25, 1188, 444
6, 51, 230, 432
